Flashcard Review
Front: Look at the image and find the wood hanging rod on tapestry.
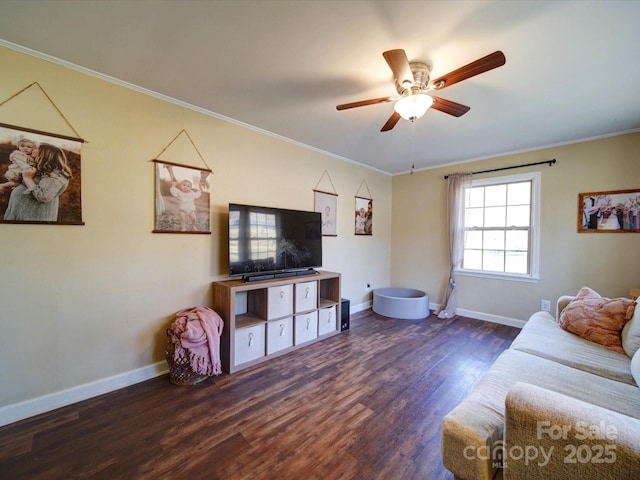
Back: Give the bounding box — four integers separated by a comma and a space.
444, 159, 556, 179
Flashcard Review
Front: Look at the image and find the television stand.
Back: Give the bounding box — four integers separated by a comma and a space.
213, 270, 341, 374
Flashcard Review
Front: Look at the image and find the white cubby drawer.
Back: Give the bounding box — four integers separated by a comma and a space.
235, 323, 266, 366
318, 305, 337, 336
267, 317, 294, 354
294, 311, 318, 345
295, 281, 317, 313
267, 284, 294, 319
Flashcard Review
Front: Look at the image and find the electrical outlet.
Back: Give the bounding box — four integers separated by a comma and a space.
541, 300, 551, 312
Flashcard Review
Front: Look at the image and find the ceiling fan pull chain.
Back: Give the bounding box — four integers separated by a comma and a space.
412, 125, 416, 170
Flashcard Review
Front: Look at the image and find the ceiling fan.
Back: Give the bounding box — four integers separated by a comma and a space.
336, 49, 506, 132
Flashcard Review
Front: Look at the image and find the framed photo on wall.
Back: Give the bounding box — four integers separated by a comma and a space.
153, 160, 211, 234
0, 123, 84, 225
578, 189, 640, 232
314, 190, 337, 236
355, 196, 372, 235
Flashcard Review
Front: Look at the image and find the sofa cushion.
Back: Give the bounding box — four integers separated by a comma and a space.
558, 286, 636, 354
441, 350, 640, 480
632, 350, 640, 387
511, 311, 635, 385
622, 301, 640, 358
504, 383, 640, 480
463, 349, 640, 425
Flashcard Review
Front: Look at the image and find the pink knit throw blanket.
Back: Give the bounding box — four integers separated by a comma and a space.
170, 306, 224, 376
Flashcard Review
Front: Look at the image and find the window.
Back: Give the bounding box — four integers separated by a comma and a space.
248, 211, 277, 260
460, 172, 540, 281
229, 210, 277, 263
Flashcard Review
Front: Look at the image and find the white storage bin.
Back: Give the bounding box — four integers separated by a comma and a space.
295, 311, 318, 345
234, 323, 266, 366
318, 305, 337, 336
267, 317, 294, 354
295, 281, 317, 313
267, 284, 293, 319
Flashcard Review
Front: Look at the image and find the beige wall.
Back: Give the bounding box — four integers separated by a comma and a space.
392, 133, 640, 322
3, 43, 638, 424
0, 47, 391, 418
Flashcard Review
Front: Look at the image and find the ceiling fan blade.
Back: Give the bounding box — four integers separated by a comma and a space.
381, 111, 401, 132
430, 51, 506, 90
336, 96, 395, 110
431, 96, 471, 117
383, 49, 414, 89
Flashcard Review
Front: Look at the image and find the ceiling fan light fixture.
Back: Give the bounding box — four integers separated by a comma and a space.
394, 94, 433, 121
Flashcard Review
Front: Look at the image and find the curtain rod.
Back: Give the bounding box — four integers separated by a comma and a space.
444, 159, 556, 179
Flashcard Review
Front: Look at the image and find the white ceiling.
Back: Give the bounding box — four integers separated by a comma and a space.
1, 0, 639, 175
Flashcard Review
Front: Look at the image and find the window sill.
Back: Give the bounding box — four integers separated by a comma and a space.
456, 269, 540, 283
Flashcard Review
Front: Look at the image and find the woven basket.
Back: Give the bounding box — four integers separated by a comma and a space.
165, 329, 210, 385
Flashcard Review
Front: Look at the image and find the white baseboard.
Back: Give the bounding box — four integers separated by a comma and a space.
416, 299, 526, 328
455, 307, 526, 328
430, 300, 526, 328
359, 300, 525, 328
0, 362, 168, 428
350, 301, 371, 314
1, 305, 524, 428
0, 299, 370, 428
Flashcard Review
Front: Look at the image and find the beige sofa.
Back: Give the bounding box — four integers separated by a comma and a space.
441, 296, 640, 480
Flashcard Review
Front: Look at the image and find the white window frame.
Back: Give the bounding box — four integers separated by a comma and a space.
457, 171, 541, 283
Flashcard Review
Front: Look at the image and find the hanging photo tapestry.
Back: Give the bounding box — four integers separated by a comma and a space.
355, 196, 372, 235
0, 123, 83, 225
314, 190, 338, 236
153, 160, 211, 234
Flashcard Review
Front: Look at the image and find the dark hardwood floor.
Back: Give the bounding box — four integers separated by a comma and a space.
0, 310, 520, 480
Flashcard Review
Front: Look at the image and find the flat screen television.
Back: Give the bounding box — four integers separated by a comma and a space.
228, 203, 322, 278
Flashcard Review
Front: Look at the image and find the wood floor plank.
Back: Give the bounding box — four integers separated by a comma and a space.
0, 310, 520, 479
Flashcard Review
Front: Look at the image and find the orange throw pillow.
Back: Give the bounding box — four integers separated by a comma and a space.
558, 286, 636, 354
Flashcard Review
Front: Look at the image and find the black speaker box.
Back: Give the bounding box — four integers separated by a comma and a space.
340, 298, 350, 331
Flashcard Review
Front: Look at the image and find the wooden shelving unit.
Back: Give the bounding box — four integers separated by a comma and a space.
213, 270, 341, 373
